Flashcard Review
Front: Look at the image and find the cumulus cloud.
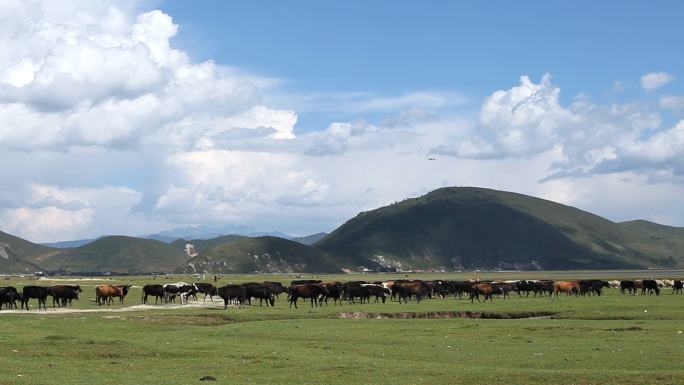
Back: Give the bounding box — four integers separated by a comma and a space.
1, 1, 684, 242
434, 74, 680, 185
0, 1, 293, 152
641, 71, 675, 91
0, 183, 145, 242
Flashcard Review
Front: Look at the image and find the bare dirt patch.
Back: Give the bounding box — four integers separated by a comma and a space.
337, 311, 556, 319
0, 300, 226, 315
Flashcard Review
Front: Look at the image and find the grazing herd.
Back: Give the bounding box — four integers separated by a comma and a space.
1, 277, 683, 311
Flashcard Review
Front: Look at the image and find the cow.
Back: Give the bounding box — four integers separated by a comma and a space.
321, 282, 343, 306
217, 284, 247, 309
21, 286, 51, 310
491, 282, 516, 299
533, 280, 555, 297
50, 285, 82, 307
392, 281, 429, 303
290, 279, 322, 286
95, 284, 131, 305
362, 284, 389, 303
553, 281, 580, 296
514, 280, 535, 297
142, 284, 165, 304
163, 282, 193, 303
425, 280, 448, 299
448, 281, 475, 299
469, 283, 495, 303
608, 280, 621, 289
244, 283, 275, 307
193, 283, 218, 302
288, 284, 327, 309
620, 280, 636, 295
579, 280, 609, 296
641, 279, 660, 296
343, 282, 367, 304
673, 280, 683, 295
0, 287, 20, 310
263, 281, 287, 301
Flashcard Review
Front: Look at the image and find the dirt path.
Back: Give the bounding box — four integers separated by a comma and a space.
0, 300, 226, 314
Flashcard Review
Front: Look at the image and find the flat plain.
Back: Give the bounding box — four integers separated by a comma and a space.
1, 271, 683, 385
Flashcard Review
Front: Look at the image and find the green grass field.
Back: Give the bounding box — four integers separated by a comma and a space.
1, 272, 684, 384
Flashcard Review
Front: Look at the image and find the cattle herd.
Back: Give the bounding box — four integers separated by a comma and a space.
0, 278, 683, 311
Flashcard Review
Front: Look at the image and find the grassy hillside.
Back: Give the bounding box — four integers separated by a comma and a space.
170, 234, 247, 254
35, 236, 189, 273
0, 231, 58, 273
619, 220, 684, 258
178, 236, 346, 274
316, 187, 683, 270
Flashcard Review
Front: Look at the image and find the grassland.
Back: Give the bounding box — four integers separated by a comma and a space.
1, 271, 684, 385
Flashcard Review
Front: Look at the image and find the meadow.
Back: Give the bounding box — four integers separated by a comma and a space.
1, 271, 683, 385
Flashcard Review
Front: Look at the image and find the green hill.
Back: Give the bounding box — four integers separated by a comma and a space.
170, 234, 247, 254
0, 231, 58, 273
316, 187, 684, 270
34, 236, 189, 273
619, 220, 684, 258
177, 236, 345, 274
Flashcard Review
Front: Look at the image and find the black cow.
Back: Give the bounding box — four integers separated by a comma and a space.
290, 279, 322, 286
193, 283, 218, 302
322, 282, 343, 306
22, 286, 51, 310
673, 280, 683, 295
642, 279, 660, 296
262, 282, 287, 301
244, 283, 275, 307
50, 285, 82, 307
447, 281, 474, 299
363, 284, 389, 303
343, 282, 366, 304
217, 284, 247, 309
579, 280, 609, 296
142, 284, 165, 304
0, 287, 20, 310
620, 280, 636, 295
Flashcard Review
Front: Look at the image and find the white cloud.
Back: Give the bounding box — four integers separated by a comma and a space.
660, 95, 684, 111
0, 183, 147, 242
0, 1, 293, 152
1, 1, 684, 243
640, 71, 675, 91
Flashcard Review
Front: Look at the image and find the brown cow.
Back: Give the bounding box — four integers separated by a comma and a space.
553, 281, 579, 296
393, 281, 429, 303
288, 284, 327, 309
469, 283, 495, 303
95, 284, 131, 305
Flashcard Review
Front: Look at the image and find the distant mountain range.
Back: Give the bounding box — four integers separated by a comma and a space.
143, 225, 295, 242
3, 187, 684, 274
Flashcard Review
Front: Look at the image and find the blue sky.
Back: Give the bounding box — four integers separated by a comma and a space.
158, 1, 684, 132
0, 1, 683, 242
161, 1, 683, 95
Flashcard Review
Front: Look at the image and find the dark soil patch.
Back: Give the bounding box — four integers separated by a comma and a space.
606, 326, 643, 332
337, 311, 556, 319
